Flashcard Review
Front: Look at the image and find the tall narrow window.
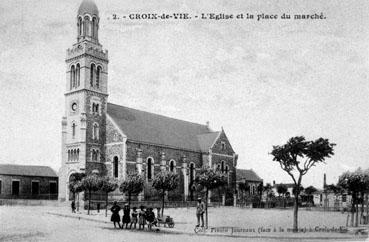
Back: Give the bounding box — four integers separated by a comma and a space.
147, 158, 152, 180
0, 180, 2, 194
71, 65, 75, 88
68, 150, 71, 161
84, 16, 89, 36
76, 64, 80, 87
221, 161, 225, 173
78, 17, 82, 36
90, 63, 95, 87
96, 66, 101, 88
92, 17, 96, 38
113, 156, 119, 178
72, 123, 76, 138
93, 123, 99, 140
225, 165, 229, 174
169, 160, 175, 173
77, 149, 79, 161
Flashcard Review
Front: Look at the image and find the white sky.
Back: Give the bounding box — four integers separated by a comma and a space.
0, 0, 368, 189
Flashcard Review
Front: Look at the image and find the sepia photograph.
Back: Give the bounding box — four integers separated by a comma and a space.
0, 0, 368, 241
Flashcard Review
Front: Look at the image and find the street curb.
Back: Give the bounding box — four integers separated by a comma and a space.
47, 212, 368, 240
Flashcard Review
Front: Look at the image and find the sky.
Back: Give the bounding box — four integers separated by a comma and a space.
0, 0, 368, 189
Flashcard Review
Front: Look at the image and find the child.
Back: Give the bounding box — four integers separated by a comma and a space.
146, 208, 157, 230
130, 207, 138, 229
122, 204, 131, 229
138, 205, 146, 230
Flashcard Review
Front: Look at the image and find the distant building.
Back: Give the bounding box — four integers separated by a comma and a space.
312, 190, 352, 210
236, 169, 263, 196
272, 181, 294, 196
0, 164, 58, 200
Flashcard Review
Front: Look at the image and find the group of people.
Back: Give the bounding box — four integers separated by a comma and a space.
110, 202, 158, 230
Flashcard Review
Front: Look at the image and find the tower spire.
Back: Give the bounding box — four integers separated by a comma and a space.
77, 0, 99, 44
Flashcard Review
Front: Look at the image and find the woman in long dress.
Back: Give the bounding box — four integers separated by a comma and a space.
110, 201, 121, 229
122, 204, 131, 229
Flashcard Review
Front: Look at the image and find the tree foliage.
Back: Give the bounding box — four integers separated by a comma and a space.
271, 136, 335, 232
304, 186, 317, 195
119, 172, 144, 207
100, 176, 118, 217
276, 184, 288, 196
152, 171, 179, 217
81, 173, 102, 215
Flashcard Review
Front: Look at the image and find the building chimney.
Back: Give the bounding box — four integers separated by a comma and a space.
206, 121, 210, 129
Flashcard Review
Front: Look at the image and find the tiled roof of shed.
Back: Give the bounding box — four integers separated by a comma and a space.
236, 169, 263, 182
0, 164, 58, 177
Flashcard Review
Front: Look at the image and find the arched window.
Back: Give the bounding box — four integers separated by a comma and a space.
216, 164, 220, 171
96, 66, 101, 88
92, 17, 96, 38
169, 160, 176, 173
76, 64, 80, 87
72, 123, 76, 138
225, 165, 229, 174
68, 150, 70, 161
84, 16, 89, 36
70, 65, 75, 89
93, 123, 99, 140
189, 163, 195, 183
90, 63, 95, 87
78, 17, 82, 36
221, 161, 225, 173
113, 156, 119, 178
147, 158, 153, 180
77, 149, 79, 161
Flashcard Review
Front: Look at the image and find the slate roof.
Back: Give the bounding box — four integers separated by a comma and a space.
0, 164, 58, 177
236, 169, 263, 182
197, 132, 220, 152
107, 103, 218, 152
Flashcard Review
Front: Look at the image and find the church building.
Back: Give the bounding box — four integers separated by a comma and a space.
58, 0, 238, 203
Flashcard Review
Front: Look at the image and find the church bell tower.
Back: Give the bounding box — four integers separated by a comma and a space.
59, 0, 109, 201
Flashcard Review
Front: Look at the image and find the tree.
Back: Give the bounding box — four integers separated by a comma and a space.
194, 168, 227, 228
304, 186, 317, 206
119, 172, 144, 208
271, 136, 335, 232
276, 184, 288, 208
152, 171, 179, 217
100, 176, 118, 217
81, 173, 102, 215
338, 168, 368, 227
68, 173, 85, 211
264, 183, 273, 208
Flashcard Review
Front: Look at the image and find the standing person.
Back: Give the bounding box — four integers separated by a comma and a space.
196, 197, 205, 227
130, 207, 138, 229
138, 205, 146, 230
122, 204, 131, 229
110, 201, 121, 229
71, 200, 76, 213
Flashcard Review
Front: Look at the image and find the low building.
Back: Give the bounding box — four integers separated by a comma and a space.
236, 169, 263, 196
272, 182, 294, 196
0, 164, 58, 200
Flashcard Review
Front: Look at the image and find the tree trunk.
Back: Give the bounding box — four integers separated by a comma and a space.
205, 188, 209, 229
88, 189, 91, 215
161, 189, 165, 217
355, 202, 359, 227
128, 193, 131, 208
105, 192, 108, 217
293, 194, 299, 232
351, 196, 355, 227
77, 193, 80, 212
366, 194, 369, 224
